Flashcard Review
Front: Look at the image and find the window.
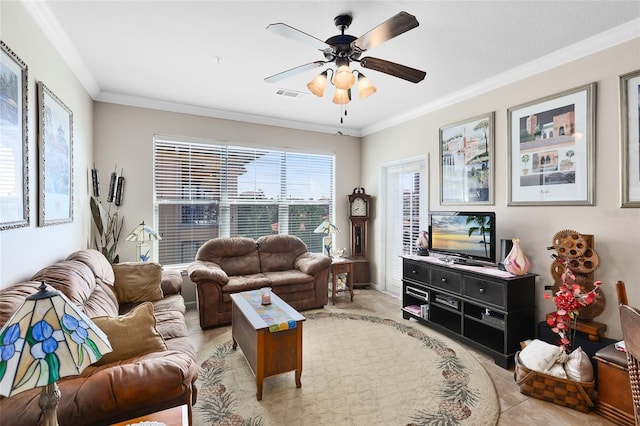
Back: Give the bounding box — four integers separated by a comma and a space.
154, 138, 334, 266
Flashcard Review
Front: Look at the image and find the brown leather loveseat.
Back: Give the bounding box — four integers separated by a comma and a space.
0, 249, 198, 425
188, 234, 331, 328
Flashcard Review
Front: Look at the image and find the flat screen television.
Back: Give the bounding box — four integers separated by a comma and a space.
428, 211, 496, 265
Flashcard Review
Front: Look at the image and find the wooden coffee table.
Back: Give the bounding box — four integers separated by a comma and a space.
230, 290, 305, 400
111, 404, 188, 426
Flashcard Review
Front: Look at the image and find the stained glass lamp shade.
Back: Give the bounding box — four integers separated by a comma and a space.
314, 220, 340, 256
0, 282, 112, 425
125, 221, 162, 262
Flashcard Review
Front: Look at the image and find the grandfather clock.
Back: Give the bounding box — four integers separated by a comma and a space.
348, 188, 371, 286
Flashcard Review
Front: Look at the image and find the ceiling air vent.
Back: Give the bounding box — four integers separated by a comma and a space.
275, 88, 306, 99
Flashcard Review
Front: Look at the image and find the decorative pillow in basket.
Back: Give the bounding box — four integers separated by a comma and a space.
514, 258, 602, 413
514, 347, 595, 413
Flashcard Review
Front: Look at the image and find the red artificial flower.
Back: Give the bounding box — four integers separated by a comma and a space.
545, 266, 602, 353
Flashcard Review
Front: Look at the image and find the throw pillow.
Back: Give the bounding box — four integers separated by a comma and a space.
92, 302, 167, 366
112, 262, 163, 303
564, 347, 594, 382
519, 339, 564, 372
545, 362, 568, 379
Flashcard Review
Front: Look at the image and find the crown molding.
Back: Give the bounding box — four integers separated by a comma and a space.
25, 0, 638, 138
96, 91, 362, 136
361, 18, 640, 136
22, 0, 100, 97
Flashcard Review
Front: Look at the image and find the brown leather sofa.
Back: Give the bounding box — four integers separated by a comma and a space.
188, 234, 331, 328
0, 249, 198, 425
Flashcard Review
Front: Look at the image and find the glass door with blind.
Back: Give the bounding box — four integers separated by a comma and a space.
381, 156, 428, 296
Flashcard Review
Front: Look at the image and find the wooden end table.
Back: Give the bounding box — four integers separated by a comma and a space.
331, 258, 354, 304
230, 291, 305, 401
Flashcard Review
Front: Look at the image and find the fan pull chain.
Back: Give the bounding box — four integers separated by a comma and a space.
340, 106, 347, 124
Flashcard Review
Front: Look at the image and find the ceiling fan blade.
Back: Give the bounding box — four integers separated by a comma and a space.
353, 11, 419, 51
266, 23, 331, 51
264, 61, 327, 83
360, 57, 426, 83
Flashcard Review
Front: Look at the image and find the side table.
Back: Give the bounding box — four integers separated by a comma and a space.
331, 258, 354, 304
594, 344, 635, 425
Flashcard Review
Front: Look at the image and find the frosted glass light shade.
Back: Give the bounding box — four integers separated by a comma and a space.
357, 73, 377, 99
306, 71, 328, 97
332, 88, 351, 105
334, 64, 355, 90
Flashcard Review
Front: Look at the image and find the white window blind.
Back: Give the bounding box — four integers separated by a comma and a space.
154, 138, 334, 266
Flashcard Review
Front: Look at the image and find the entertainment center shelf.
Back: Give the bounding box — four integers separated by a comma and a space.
402, 255, 536, 368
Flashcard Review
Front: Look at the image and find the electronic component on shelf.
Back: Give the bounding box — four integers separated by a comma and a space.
405, 285, 428, 302
434, 294, 459, 310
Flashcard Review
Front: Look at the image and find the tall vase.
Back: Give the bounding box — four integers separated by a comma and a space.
503, 238, 530, 275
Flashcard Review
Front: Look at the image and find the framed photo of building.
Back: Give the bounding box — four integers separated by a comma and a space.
0, 41, 29, 230
508, 83, 596, 206
38, 82, 73, 226
620, 69, 640, 207
439, 112, 494, 205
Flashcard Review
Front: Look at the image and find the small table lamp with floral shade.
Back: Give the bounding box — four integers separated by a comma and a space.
0, 282, 112, 425
125, 220, 162, 262
314, 219, 340, 257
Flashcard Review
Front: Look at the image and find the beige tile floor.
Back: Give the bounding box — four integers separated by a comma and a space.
185, 288, 615, 425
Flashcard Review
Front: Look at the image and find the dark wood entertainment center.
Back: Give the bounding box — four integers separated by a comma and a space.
402, 255, 536, 368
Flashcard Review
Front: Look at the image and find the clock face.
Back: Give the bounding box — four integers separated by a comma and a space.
351, 197, 367, 216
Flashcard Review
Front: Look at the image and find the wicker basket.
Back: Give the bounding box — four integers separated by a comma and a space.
514, 351, 595, 413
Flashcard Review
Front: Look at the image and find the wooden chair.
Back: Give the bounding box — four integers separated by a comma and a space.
617, 280, 629, 305
619, 303, 640, 425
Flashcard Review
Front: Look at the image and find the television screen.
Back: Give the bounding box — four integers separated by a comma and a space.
428, 211, 496, 265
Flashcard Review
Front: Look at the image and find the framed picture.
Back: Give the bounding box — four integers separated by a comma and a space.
508, 83, 596, 206
620, 69, 640, 207
439, 112, 494, 205
38, 82, 73, 226
0, 41, 29, 230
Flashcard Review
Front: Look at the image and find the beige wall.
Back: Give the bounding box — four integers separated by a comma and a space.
2, 0, 637, 341
0, 2, 94, 286
362, 38, 640, 340
92, 103, 361, 264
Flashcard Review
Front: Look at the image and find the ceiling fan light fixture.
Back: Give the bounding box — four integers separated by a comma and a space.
357, 72, 377, 99
307, 70, 328, 97
334, 63, 355, 90
332, 88, 351, 105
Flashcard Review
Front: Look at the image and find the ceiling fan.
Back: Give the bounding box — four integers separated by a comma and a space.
264, 11, 426, 100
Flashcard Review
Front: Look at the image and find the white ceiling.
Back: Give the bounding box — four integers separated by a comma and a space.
26, 1, 640, 136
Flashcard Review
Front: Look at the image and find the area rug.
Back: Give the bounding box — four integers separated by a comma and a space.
194, 311, 499, 426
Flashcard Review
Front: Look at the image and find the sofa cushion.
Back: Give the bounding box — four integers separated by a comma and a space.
112, 262, 163, 303
32, 260, 119, 318
221, 273, 271, 295
66, 249, 116, 286
92, 302, 167, 365
161, 269, 183, 295
263, 270, 313, 286
0, 281, 43, 326
188, 260, 230, 285
295, 252, 332, 275
257, 234, 308, 272
196, 237, 261, 276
